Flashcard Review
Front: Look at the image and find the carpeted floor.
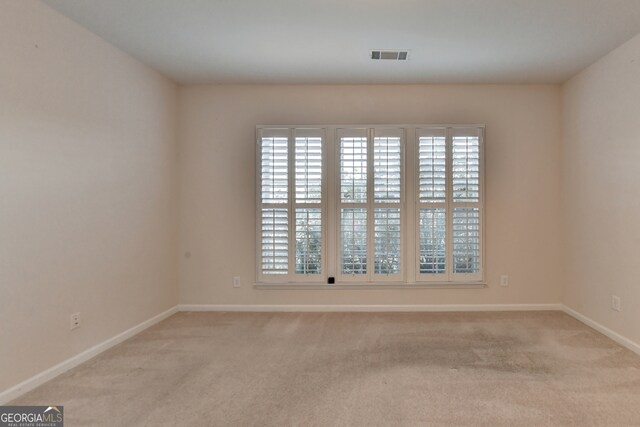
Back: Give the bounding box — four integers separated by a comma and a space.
12, 311, 640, 426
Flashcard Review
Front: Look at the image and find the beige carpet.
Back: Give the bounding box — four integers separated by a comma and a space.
12, 311, 640, 426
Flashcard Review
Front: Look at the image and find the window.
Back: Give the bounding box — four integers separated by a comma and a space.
257, 125, 483, 286
417, 127, 483, 282
337, 128, 404, 282
257, 128, 326, 282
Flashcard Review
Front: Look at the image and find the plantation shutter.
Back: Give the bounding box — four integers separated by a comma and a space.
416, 128, 448, 280
293, 129, 325, 279
259, 130, 290, 277
450, 127, 482, 281
258, 128, 325, 282
337, 128, 404, 282
416, 127, 483, 282
256, 124, 482, 286
338, 128, 369, 279
372, 128, 403, 280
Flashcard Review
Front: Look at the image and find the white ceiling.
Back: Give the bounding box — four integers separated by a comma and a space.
42, 0, 640, 84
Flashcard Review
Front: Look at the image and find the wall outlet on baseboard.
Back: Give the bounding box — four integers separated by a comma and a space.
611, 295, 621, 312
233, 276, 241, 288
500, 275, 509, 287
70, 312, 80, 330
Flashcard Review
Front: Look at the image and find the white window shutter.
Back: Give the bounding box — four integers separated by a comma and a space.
261, 208, 289, 275
256, 125, 482, 286
450, 127, 483, 282
293, 129, 325, 279
372, 129, 404, 280
261, 136, 288, 204
416, 128, 448, 281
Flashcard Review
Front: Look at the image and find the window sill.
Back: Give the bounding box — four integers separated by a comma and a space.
254, 282, 487, 290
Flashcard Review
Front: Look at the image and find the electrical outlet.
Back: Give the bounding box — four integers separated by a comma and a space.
70, 312, 80, 330
233, 276, 241, 288
612, 295, 621, 312
500, 275, 509, 287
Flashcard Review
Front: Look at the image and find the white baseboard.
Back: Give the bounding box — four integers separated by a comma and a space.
561, 305, 640, 356
0, 305, 178, 405
178, 303, 563, 312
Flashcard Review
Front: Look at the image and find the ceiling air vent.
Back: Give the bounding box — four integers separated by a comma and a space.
371, 50, 409, 60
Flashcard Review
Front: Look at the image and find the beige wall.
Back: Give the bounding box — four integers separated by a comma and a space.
0, 1, 178, 392
178, 84, 563, 306
562, 34, 640, 344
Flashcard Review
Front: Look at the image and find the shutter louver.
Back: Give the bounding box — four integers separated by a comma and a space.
374, 208, 401, 274
261, 208, 288, 274
417, 130, 447, 278
419, 208, 446, 274
260, 134, 290, 277
453, 207, 480, 274
339, 131, 369, 278
295, 137, 322, 204
372, 131, 403, 279
341, 208, 367, 274
294, 133, 324, 277
374, 137, 401, 203
450, 130, 482, 280
295, 208, 321, 274
452, 136, 480, 202
419, 136, 447, 203
340, 137, 368, 203
261, 137, 288, 204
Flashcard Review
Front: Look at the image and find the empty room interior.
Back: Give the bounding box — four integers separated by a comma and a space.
2, 0, 640, 425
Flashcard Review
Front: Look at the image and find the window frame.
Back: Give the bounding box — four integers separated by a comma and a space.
415, 126, 485, 283
255, 127, 328, 284
256, 125, 484, 288
335, 127, 406, 283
